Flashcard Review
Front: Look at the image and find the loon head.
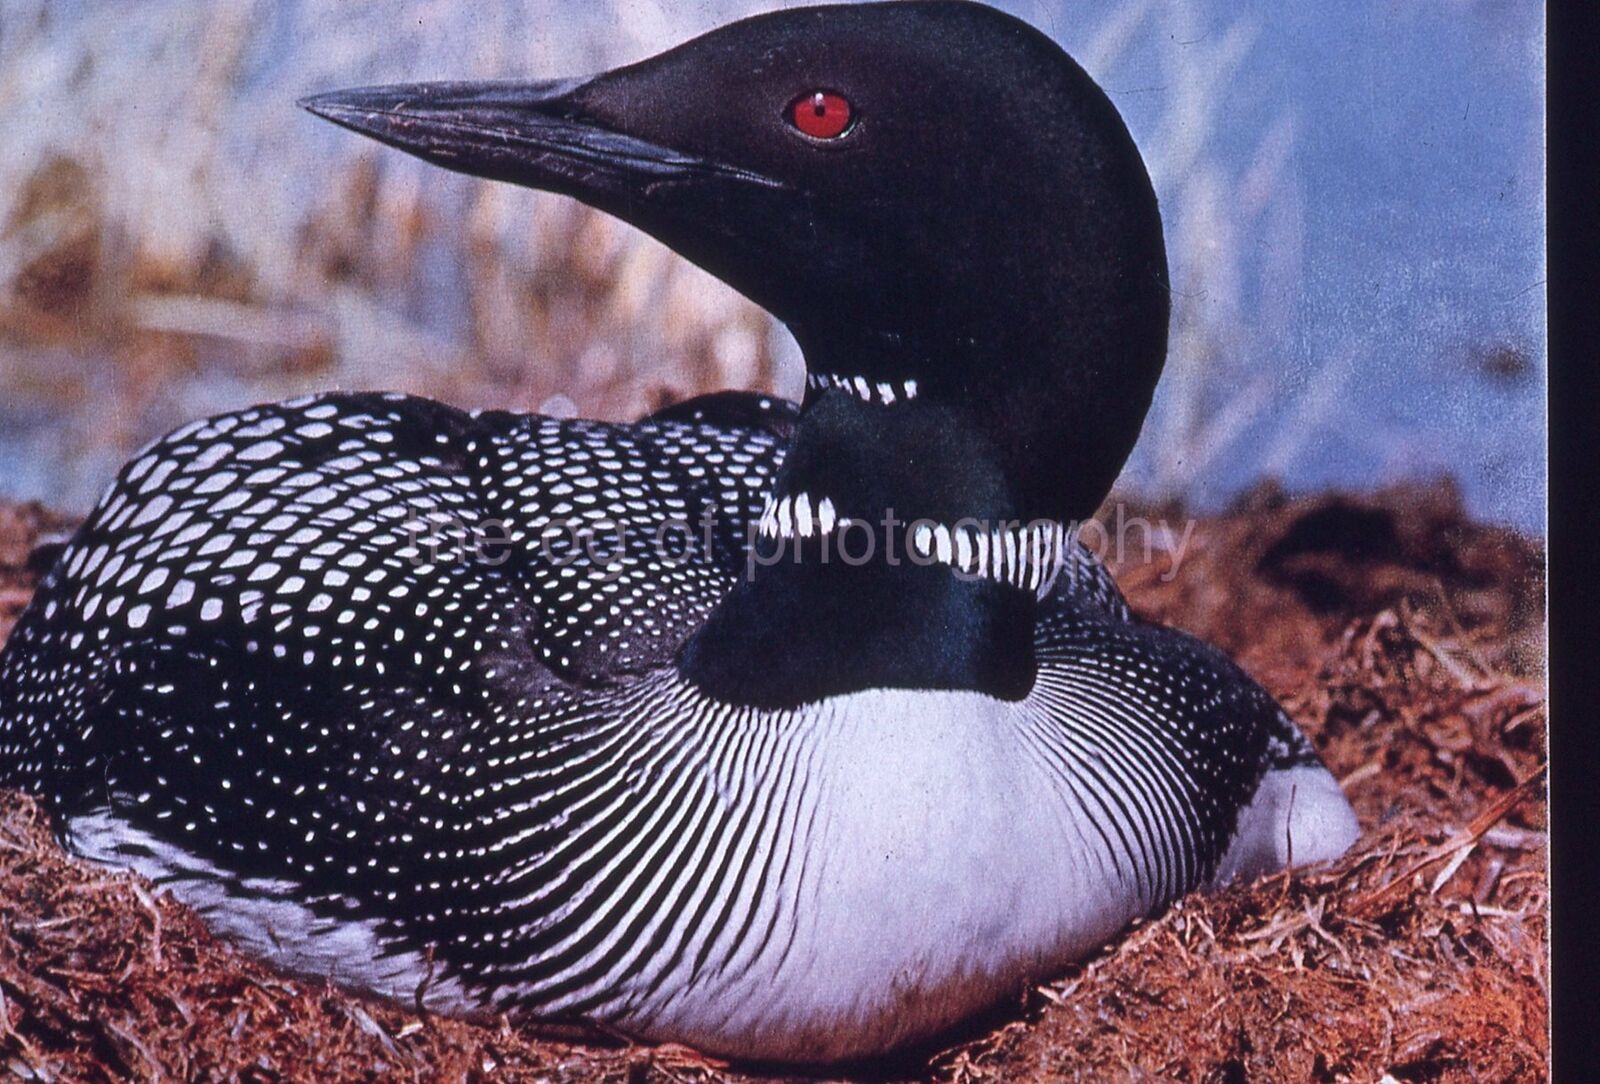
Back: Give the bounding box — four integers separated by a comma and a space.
302, 0, 1168, 524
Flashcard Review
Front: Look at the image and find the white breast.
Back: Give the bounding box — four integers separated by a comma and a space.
620, 687, 1158, 1061
59, 675, 1357, 1065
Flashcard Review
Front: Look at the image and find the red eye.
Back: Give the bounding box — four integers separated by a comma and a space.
789, 91, 853, 140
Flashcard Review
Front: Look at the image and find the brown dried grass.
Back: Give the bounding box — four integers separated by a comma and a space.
0, 484, 1547, 1082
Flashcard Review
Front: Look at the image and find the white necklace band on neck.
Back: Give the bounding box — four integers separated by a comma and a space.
804, 373, 919, 406
755, 490, 1070, 599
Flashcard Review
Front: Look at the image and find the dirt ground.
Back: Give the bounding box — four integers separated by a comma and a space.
0, 482, 1547, 1082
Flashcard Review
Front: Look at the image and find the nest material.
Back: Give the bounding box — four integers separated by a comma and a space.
0, 483, 1547, 1082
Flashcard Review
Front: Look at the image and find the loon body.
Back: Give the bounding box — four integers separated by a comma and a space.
0, 1, 1358, 1063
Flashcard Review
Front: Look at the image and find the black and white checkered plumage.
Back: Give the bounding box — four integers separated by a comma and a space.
0, 387, 1350, 1060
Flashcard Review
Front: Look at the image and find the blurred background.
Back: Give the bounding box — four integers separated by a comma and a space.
0, 0, 1545, 530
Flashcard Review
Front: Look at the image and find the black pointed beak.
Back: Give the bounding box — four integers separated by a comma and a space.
301, 76, 814, 326
300, 80, 783, 201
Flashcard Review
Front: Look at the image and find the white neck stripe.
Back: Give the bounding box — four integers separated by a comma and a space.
805, 373, 919, 406
756, 490, 1069, 600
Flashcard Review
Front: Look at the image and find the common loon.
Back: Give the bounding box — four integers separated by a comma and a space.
0, 1, 1358, 1063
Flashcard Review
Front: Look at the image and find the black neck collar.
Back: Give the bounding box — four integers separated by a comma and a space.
678, 392, 1049, 708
